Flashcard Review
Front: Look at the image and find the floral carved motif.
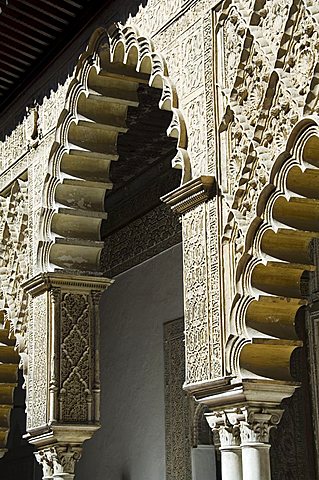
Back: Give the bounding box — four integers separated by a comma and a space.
217, 0, 319, 277
183, 205, 211, 384
0, 180, 29, 334
60, 293, 91, 423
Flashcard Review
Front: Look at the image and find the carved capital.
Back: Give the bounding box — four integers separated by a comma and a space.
51, 444, 82, 477
240, 407, 283, 445
35, 444, 82, 480
35, 449, 54, 479
205, 410, 241, 448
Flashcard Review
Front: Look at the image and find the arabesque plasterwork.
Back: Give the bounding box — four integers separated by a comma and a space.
1, 0, 319, 478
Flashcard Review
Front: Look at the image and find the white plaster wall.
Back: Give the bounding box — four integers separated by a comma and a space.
77, 243, 184, 480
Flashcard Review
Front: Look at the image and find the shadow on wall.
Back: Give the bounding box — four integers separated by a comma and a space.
121, 471, 131, 480
0, 0, 150, 140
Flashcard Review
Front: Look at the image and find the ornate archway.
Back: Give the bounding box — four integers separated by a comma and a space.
202, 117, 319, 480
0, 23, 192, 479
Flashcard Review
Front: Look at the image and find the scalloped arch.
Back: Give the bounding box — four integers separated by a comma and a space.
38, 23, 191, 274
228, 116, 319, 383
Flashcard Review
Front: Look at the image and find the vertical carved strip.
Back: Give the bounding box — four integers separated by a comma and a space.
308, 240, 319, 479
204, 9, 223, 379
306, 304, 319, 477
49, 288, 60, 424
27, 293, 49, 430
203, 9, 216, 177
164, 318, 192, 480
183, 204, 210, 384
207, 199, 223, 378
91, 291, 102, 423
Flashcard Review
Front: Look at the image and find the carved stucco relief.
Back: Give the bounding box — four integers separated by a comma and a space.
218, 0, 319, 243
208, 2, 319, 364
182, 200, 223, 385
0, 18, 202, 476
3, 0, 319, 477
164, 318, 192, 480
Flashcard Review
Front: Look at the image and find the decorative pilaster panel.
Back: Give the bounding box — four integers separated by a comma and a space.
182, 199, 223, 385
162, 176, 221, 386
182, 204, 210, 384
27, 293, 49, 430
22, 273, 112, 473
59, 292, 92, 423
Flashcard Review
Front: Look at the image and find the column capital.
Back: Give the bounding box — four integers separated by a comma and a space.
206, 409, 242, 447
206, 409, 243, 480
35, 449, 54, 480
35, 444, 82, 480
239, 407, 283, 445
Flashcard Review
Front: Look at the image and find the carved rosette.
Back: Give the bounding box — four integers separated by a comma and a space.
22, 273, 112, 470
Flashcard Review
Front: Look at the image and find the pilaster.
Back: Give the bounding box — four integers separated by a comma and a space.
22, 272, 112, 479
162, 175, 219, 386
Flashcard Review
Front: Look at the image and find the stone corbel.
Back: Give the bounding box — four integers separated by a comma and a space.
22, 272, 113, 479
161, 175, 216, 214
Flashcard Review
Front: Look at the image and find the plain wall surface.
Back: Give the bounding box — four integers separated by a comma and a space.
77, 243, 183, 480
191, 446, 216, 480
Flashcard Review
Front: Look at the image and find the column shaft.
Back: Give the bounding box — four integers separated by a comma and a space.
241, 444, 271, 480
220, 445, 243, 480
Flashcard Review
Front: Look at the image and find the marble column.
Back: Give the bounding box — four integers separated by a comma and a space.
240, 408, 283, 480
219, 424, 243, 480
206, 411, 242, 480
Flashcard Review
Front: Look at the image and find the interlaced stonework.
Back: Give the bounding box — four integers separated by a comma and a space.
1, 0, 319, 479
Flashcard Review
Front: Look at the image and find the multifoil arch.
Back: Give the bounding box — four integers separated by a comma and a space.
227, 117, 319, 381
38, 23, 191, 274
